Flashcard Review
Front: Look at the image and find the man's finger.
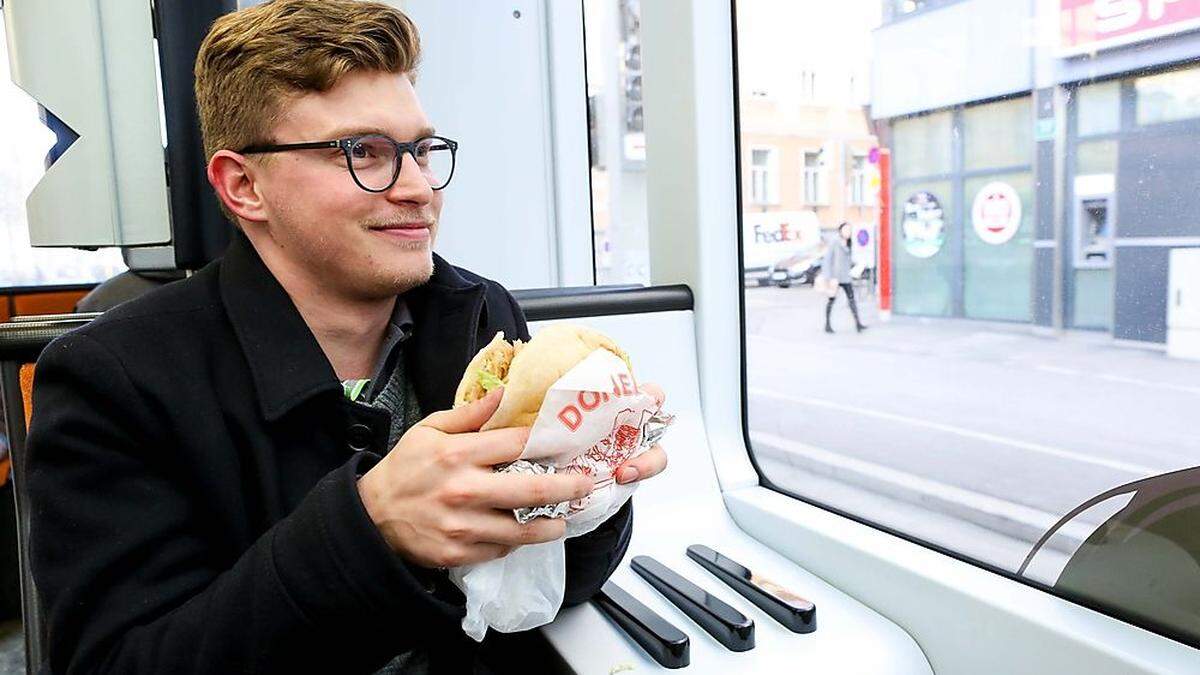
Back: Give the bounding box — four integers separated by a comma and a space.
452, 426, 531, 466
616, 444, 667, 484
480, 472, 595, 510
471, 510, 568, 546
421, 386, 504, 434
450, 542, 514, 567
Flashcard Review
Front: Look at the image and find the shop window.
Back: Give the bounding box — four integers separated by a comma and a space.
963, 97, 1032, 172
1075, 139, 1118, 177
1077, 81, 1121, 137
1135, 66, 1200, 126
963, 172, 1033, 321
892, 111, 953, 179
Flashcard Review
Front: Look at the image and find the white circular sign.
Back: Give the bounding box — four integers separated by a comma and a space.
971, 182, 1022, 245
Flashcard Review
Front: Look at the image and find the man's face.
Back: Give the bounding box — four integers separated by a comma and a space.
251, 70, 442, 299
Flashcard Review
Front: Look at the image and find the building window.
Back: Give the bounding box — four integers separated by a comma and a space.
803, 150, 826, 205
750, 147, 778, 204
799, 69, 817, 102
849, 154, 872, 205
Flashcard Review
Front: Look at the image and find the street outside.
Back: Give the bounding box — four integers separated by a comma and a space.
744, 282, 1200, 578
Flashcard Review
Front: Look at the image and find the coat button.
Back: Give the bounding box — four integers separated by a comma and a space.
346, 423, 374, 452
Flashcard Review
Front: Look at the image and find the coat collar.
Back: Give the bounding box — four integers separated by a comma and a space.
219, 232, 485, 421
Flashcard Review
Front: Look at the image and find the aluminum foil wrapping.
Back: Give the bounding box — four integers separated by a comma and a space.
501, 408, 675, 524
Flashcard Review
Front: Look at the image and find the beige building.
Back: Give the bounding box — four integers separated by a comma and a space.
739, 93, 880, 234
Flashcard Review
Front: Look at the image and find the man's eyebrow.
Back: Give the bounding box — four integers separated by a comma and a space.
320, 125, 438, 140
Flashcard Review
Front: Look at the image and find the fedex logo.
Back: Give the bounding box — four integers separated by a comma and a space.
753, 223, 803, 244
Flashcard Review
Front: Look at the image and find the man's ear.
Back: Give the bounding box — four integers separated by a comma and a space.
207, 150, 269, 224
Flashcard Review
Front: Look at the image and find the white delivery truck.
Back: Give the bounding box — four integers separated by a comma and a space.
741, 210, 821, 286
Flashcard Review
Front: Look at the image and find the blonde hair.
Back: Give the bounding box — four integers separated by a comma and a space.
194, 0, 421, 164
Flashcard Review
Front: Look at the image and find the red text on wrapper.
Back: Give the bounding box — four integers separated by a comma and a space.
556, 373, 640, 432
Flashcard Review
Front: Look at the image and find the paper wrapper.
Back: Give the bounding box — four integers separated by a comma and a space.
448, 348, 674, 640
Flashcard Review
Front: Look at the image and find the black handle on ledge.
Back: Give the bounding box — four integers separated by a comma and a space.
631, 555, 755, 652
593, 581, 691, 669
686, 544, 817, 634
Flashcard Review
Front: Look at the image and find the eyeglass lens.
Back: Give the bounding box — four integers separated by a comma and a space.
347, 135, 454, 191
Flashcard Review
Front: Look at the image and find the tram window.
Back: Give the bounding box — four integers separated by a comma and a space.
0, 18, 125, 289
584, 0, 651, 286
738, 0, 1200, 647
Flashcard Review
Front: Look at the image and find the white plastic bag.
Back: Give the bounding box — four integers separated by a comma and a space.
448, 349, 671, 641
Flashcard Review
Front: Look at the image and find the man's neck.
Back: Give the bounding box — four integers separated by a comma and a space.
251, 238, 394, 382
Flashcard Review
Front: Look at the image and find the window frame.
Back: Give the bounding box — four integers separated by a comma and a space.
730, 5, 1200, 654
749, 145, 780, 205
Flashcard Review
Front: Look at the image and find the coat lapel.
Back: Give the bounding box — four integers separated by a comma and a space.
403, 254, 486, 415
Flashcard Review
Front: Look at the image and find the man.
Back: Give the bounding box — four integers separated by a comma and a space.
25, 1, 667, 672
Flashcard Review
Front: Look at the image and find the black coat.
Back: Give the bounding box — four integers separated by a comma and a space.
26, 233, 632, 674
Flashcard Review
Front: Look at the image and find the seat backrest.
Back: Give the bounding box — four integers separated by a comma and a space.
0, 315, 96, 674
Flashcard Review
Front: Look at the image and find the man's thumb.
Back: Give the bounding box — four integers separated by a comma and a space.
423, 386, 503, 434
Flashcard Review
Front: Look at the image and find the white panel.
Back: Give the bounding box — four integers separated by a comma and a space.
1168, 248, 1200, 360
4, 0, 170, 247
532, 312, 931, 675
641, 0, 760, 491
726, 487, 1200, 674
400, 0, 559, 290
870, 0, 1033, 119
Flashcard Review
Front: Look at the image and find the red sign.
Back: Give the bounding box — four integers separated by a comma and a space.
1060, 0, 1200, 56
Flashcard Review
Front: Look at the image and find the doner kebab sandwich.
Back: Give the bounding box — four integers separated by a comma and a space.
454, 324, 633, 431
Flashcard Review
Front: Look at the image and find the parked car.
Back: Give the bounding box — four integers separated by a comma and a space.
767, 251, 823, 288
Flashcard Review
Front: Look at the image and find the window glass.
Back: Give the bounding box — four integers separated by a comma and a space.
0, 18, 125, 288
1076, 139, 1118, 176
584, 0, 650, 285
802, 151, 824, 204
892, 180, 954, 315
963, 172, 1032, 321
738, 0, 1200, 647
1135, 65, 1200, 126
963, 97, 1032, 171
892, 111, 953, 178
1077, 80, 1121, 137
749, 147, 779, 204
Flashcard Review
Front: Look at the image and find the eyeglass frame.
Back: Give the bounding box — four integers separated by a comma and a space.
238, 134, 459, 193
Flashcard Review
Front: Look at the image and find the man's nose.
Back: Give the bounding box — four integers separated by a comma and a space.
384, 151, 434, 204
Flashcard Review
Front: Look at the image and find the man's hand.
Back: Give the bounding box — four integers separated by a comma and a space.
615, 382, 669, 485
356, 387, 595, 569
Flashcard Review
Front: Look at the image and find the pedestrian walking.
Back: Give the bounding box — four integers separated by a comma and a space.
821, 222, 867, 333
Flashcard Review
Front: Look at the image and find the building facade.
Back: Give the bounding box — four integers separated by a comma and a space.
874, 0, 1200, 343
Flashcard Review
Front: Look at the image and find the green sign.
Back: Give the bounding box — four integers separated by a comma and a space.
1035, 117, 1056, 142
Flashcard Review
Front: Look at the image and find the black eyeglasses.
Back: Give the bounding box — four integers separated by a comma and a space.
239, 134, 458, 192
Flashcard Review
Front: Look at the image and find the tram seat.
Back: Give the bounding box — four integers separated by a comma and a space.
0, 314, 97, 674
